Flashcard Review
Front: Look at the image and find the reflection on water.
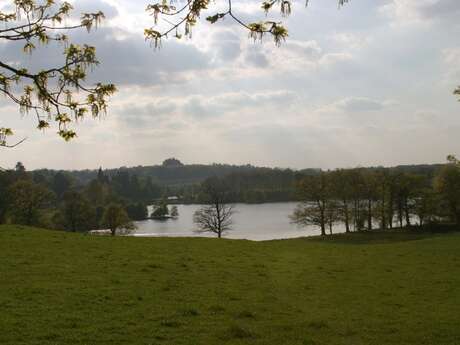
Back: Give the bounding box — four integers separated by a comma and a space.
133, 202, 346, 241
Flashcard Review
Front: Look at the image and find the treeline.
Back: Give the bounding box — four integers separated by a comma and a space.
2, 158, 457, 236
0, 163, 147, 233
29, 158, 446, 205
172, 168, 310, 203
291, 160, 460, 236
35, 159, 319, 203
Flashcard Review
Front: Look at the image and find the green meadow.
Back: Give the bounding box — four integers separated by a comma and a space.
1, 225, 459, 345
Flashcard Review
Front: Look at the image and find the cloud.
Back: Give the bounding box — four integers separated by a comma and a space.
335, 97, 388, 112
72, 0, 119, 19
183, 90, 298, 118
381, 0, 460, 24
0, 26, 210, 87
1, 0, 459, 170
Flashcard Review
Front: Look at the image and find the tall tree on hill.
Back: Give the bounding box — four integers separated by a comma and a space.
193, 177, 234, 238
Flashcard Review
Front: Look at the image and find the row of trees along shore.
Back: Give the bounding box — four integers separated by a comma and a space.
0, 163, 140, 235
1, 158, 460, 238
291, 157, 460, 236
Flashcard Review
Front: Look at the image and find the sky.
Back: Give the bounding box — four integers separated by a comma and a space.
1, 0, 459, 170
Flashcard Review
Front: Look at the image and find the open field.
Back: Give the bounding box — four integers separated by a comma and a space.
1, 225, 460, 345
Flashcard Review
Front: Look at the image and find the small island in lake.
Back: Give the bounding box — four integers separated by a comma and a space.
150, 200, 179, 220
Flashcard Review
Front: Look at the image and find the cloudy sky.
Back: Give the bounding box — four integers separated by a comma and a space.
1, 0, 459, 170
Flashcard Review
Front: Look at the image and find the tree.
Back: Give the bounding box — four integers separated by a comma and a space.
193, 177, 234, 238
162, 158, 184, 167
348, 169, 367, 231
102, 204, 135, 236
361, 170, 379, 231
0, 0, 115, 146
126, 203, 148, 221
59, 191, 96, 232
52, 172, 75, 200
170, 205, 179, 218
330, 169, 354, 233
8, 180, 54, 225
413, 188, 436, 227
15, 162, 26, 174
151, 199, 169, 218
434, 164, 460, 225
85, 179, 112, 206
0, 170, 15, 223
290, 173, 331, 236
325, 200, 340, 235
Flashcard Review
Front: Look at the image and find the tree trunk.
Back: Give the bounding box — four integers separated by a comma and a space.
367, 200, 372, 230
344, 203, 350, 233
381, 196, 386, 230
388, 194, 394, 229
404, 198, 411, 227
353, 200, 359, 232
320, 201, 326, 236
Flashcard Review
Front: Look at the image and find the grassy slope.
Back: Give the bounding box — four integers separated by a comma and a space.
1, 226, 459, 345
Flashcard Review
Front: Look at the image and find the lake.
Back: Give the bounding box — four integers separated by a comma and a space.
133, 202, 346, 241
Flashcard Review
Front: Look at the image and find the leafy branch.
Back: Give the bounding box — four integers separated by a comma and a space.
144, 0, 349, 48
0, 0, 116, 147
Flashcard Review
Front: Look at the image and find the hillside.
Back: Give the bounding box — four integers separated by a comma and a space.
35, 162, 319, 187
1, 226, 459, 344
33, 161, 442, 187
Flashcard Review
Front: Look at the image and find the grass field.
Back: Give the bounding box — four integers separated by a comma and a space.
1, 225, 460, 345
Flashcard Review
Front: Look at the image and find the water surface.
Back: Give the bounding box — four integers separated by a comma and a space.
134, 202, 345, 241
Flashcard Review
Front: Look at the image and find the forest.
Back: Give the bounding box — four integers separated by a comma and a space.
0, 157, 458, 235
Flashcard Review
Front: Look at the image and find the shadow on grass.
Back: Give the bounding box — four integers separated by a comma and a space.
307, 225, 460, 245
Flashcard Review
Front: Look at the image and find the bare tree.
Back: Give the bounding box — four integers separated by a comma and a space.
193, 177, 235, 238
290, 173, 332, 236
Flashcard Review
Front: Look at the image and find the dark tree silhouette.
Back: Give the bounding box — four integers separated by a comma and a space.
193, 177, 234, 238
290, 173, 331, 236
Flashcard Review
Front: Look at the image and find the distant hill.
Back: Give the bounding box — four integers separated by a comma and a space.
35, 159, 321, 187
30, 160, 445, 204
